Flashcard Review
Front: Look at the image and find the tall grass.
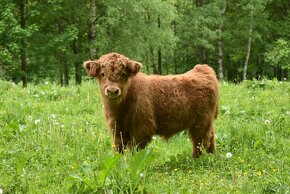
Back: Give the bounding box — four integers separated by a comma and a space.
0, 79, 289, 193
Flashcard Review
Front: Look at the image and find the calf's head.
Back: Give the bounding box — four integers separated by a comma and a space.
83, 53, 142, 103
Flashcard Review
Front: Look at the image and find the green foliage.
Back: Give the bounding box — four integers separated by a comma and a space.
0, 80, 289, 193
1, 0, 289, 83
97, 155, 121, 187
265, 39, 290, 70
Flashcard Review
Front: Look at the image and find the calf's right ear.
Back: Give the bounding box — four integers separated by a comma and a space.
83, 60, 100, 77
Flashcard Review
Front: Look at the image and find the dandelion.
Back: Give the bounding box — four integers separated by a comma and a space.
34, 119, 41, 125
19, 125, 26, 131
257, 171, 262, 176
28, 116, 33, 121
226, 152, 232, 158
264, 119, 271, 124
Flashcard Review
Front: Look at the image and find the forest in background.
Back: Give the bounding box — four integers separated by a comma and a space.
0, 0, 289, 87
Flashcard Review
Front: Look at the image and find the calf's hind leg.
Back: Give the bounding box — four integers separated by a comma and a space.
189, 130, 203, 158
189, 120, 216, 158
203, 125, 216, 154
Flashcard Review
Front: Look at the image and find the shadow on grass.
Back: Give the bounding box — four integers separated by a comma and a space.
150, 151, 219, 174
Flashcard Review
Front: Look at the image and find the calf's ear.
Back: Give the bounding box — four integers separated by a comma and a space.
127, 60, 142, 75
83, 60, 100, 77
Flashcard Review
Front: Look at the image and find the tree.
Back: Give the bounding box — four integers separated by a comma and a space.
217, 0, 227, 81
88, 0, 96, 59
265, 39, 290, 80
0, 1, 19, 80
0, 0, 39, 86
1, 0, 290, 84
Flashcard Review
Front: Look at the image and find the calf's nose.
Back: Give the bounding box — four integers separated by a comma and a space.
105, 87, 121, 98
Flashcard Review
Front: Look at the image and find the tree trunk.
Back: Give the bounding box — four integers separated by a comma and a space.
145, 52, 149, 73
217, 38, 224, 81
205, 49, 209, 64
165, 53, 169, 74
59, 67, 64, 86
174, 51, 177, 74
243, 13, 253, 81
150, 46, 158, 74
88, 0, 96, 59
157, 48, 162, 75
157, 15, 162, 75
173, 20, 177, 74
275, 65, 282, 81
20, 0, 27, 87
56, 21, 69, 86
72, 40, 82, 85
63, 58, 69, 86
217, 2, 227, 81
199, 46, 204, 64
285, 70, 289, 80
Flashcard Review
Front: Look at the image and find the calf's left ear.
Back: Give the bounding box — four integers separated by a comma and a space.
127, 60, 142, 75
83, 60, 100, 77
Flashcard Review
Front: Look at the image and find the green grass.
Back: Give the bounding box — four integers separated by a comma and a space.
0, 79, 289, 193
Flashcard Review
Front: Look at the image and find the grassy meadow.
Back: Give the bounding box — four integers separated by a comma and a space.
0, 79, 289, 193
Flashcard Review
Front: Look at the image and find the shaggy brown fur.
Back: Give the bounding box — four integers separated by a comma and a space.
84, 52, 219, 158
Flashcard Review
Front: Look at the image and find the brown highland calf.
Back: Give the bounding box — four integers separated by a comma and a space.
83, 52, 219, 158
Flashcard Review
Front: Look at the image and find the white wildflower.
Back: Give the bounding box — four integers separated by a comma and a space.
19, 125, 26, 131
226, 152, 232, 158
34, 119, 41, 125
50, 114, 56, 119
264, 120, 271, 124
140, 173, 144, 178
61, 124, 64, 128
0, 188, 3, 194
28, 116, 33, 121
45, 81, 49, 85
